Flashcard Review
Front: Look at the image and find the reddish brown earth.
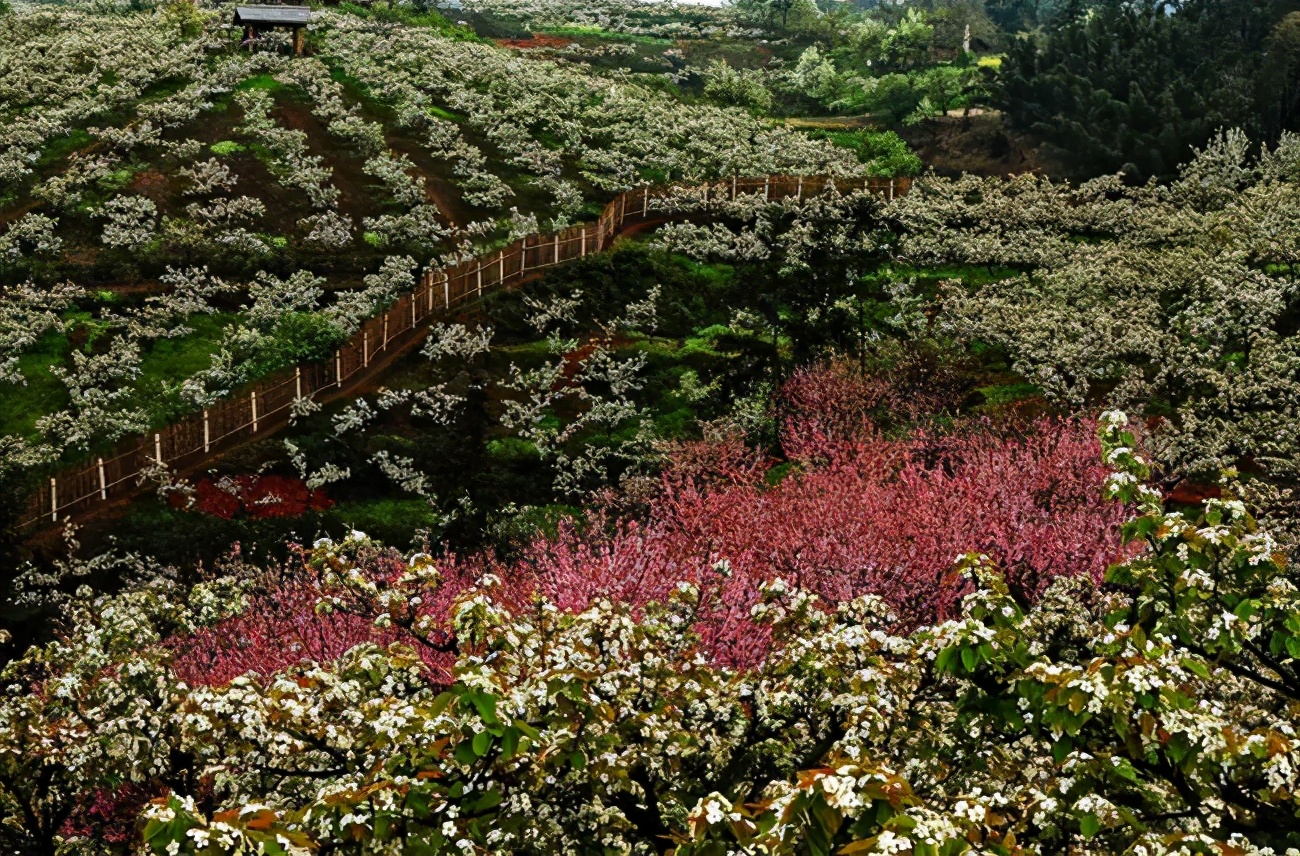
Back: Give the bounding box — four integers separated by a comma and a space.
495, 35, 577, 49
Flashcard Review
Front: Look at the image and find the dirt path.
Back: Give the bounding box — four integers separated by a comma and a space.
782, 115, 878, 130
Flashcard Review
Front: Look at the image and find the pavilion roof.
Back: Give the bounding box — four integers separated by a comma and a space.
233, 5, 313, 25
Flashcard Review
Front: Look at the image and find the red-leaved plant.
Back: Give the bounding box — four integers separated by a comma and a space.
171, 475, 333, 520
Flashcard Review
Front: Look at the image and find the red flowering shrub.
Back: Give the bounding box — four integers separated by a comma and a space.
519, 418, 1126, 665
170, 364, 1128, 681
778, 353, 972, 458
170, 545, 485, 687
172, 475, 333, 520
60, 782, 163, 847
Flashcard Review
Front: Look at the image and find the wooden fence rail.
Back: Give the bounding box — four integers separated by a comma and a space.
18, 173, 910, 529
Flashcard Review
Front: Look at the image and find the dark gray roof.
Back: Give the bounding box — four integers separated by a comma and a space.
234, 5, 313, 25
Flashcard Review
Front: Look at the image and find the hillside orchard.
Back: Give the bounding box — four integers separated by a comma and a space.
4, 1, 1300, 854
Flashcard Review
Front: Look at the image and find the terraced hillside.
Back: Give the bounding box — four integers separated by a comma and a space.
0, 4, 884, 526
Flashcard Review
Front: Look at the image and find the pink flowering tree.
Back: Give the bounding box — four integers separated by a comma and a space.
170, 363, 1126, 679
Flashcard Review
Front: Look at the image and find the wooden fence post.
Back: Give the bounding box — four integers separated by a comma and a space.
581, 229, 586, 257
204, 409, 210, 452
764, 177, 770, 200
250, 393, 258, 433
383, 314, 389, 350
553, 234, 559, 264
336, 350, 343, 388
888, 178, 895, 202
363, 331, 370, 368
428, 278, 435, 312
295, 367, 302, 400
797, 175, 803, 201
643, 185, 649, 216
444, 273, 450, 308
50, 478, 57, 523
155, 433, 163, 463
98, 458, 106, 500
498, 250, 504, 283
731, 174, 737, 200
411, 293, 417, 327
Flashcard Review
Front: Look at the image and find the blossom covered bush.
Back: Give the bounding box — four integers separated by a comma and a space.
650, 132, 1300, 498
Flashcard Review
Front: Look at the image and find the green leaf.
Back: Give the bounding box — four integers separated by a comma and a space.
1110, 757, 1139, 784
472, 729, 493, 757
514, 719, 540, 741
454, 740, 478, 766
500, 726, 520, 760
469, 691, 499, 725
468, 787, 503, 814
1078, 812, 1101, 839
429, 690, 457, 718
1286, 636, 1300, 661
960, 646, 978, 672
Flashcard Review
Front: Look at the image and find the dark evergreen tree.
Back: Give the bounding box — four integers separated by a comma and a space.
998, 0, 1300, 179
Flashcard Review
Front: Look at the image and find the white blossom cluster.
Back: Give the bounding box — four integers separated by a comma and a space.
884, 131, 1300, 480
457, 0, 765, 40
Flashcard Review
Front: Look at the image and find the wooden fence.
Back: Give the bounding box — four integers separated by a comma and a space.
18, 173, 910, 529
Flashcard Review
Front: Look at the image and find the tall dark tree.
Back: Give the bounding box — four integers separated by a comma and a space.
999, 0, 1300, 179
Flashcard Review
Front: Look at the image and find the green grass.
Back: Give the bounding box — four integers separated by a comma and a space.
427, 104, 463, 122
865, 264, 1021, 289
0, 330, 71, 439
210, 140, 246, 156
234, 73, 286, 94
138, 315, 233, 384
0, 314, 237, 441
798, 129, 922, 178
36, 129, 94, 169
337, 1, 478, 39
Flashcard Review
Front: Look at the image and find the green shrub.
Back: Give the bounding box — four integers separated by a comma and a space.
976, 382, 1041, 406
210, 140, 245, 156
325, 499, 443, 547
803, 129, 921, 176
246, 313, 348, 377
486, 437, 542, 464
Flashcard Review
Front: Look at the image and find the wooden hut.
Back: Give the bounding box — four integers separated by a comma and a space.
233, 5, 313, 56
